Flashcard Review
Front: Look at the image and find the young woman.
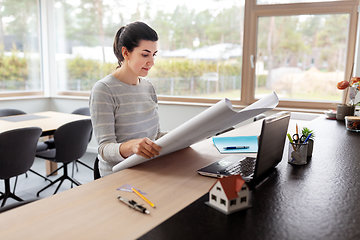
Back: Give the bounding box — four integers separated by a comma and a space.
89, 22, 165, 177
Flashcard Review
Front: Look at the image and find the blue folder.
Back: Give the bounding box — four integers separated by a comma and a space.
212, 135, 258, 154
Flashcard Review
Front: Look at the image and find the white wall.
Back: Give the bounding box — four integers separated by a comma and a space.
0, 97, 50, 113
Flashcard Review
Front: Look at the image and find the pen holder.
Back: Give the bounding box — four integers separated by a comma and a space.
288, 142, 308, 165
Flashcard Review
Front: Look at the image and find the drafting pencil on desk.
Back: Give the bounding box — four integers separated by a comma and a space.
132, 187, 156, 208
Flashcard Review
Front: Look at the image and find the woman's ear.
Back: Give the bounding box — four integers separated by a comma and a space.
122, 47, 129, 60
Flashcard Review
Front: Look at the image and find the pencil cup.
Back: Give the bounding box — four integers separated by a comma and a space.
288, 142, 308, 165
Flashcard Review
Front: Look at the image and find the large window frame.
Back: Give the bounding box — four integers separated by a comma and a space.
0, 0, 44, 98
241, 0, 359, 110
156, 0, 359, 110
2, 0, 358, 112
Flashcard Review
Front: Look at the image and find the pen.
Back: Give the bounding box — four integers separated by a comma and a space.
223, 146, 249, 149
117, 195, 150, 214
303, 133, 312, 144
132, 187, 156, 208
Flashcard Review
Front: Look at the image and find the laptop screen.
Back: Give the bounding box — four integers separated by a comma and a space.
253, 112, 290, 180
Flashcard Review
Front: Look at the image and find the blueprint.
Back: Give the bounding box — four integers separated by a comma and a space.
113, 92, 279, 172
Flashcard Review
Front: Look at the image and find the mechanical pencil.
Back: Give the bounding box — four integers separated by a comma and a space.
117, 195, 150, 214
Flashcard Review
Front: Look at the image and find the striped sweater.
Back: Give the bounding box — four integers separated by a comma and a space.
89, 74, 162, 176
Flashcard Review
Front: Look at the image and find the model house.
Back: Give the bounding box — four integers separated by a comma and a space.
208, 174, 250, 214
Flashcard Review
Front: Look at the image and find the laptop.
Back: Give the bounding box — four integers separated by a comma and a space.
197, 111, 290, 187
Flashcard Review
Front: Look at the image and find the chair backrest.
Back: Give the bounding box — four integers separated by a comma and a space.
72, 107, 92, 142
0, 109, 26, 117
71, 107, 90, 116
0, 127, 42, 179
53, 119, 92, 163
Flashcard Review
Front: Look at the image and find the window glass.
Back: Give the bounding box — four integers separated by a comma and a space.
257, 0, 343, 4
0, 0, 41, 93
255, 14, 349, 102
54, 0, 244, 100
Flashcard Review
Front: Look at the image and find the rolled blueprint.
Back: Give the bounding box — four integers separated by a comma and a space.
113, 92, 279, 172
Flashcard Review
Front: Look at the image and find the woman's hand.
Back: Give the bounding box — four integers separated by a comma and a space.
120, 137, 162, 159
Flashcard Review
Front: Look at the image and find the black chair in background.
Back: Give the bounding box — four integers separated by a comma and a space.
94, 157, 100, 180
0, 108, 26, 117
35, 119, 93, 196
37, 107, 94, 177
71, 107, 93, 172
0, 127, 42, 207
0, 109, 52, 187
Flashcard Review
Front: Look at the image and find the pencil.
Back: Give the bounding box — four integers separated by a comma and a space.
296, 123, 299, 135
131, 187, 156, 208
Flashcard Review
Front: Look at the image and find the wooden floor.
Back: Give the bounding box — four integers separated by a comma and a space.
0, 152, 97, 207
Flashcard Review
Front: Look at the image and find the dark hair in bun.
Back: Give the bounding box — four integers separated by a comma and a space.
113, 21, 158, 69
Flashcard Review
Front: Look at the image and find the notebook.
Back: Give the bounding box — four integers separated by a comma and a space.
197, 111, 290, 187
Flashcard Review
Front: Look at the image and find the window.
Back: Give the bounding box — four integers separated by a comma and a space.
54, 0, 117, 93
241, 196, 247, 203
211, 194, 217, 201
148, 0, 245, 101
241, 185, 247, 191
49, 0, 358, 110
257, 0, 343, 4
216, 186, 221, 191
230, 199, 237, 206
0, 0, 42, 97
243, 0, 358, 109
53, 0, 245, 100
220, 198, 226, 206
255, 14, 349, 103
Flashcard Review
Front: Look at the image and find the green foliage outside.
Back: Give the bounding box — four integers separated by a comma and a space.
64, 56, 115, 91
0, 45, 40, 90
64, 57, 242, 95
147, 58, 241, 96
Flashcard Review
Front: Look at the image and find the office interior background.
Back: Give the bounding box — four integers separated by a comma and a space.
0, 0, 359, 153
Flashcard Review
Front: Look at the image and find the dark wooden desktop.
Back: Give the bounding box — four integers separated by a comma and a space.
139, 116, 360, 240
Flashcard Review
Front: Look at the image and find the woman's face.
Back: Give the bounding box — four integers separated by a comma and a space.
126, 40, 157, 78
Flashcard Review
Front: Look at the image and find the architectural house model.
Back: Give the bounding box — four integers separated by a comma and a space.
206, 174, 251, 214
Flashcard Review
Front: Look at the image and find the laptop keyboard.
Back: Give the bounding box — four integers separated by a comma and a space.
222, 157, 256, 177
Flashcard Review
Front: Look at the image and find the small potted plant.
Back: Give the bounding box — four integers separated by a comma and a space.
301, 127, 315, 157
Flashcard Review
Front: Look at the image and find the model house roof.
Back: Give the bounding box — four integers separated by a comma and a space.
209, 174, 246, 200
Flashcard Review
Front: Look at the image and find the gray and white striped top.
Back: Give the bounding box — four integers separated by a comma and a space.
89, 74, 162, 176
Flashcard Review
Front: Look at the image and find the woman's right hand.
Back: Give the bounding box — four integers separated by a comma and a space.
120, 137, 162, 159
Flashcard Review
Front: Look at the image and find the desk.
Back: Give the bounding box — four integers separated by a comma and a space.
0, 111, 90, 174
0, 111, 90, 136
0, 116, 359, 240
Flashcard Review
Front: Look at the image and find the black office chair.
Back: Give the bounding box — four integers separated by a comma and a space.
94, 157, 101, 180
0, 127, 42, 207
38, 107, 94, 177
35, 119, 92, 196
71, 107, 93, 172
0, 108, 26, 117
0, 109, 52, 187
